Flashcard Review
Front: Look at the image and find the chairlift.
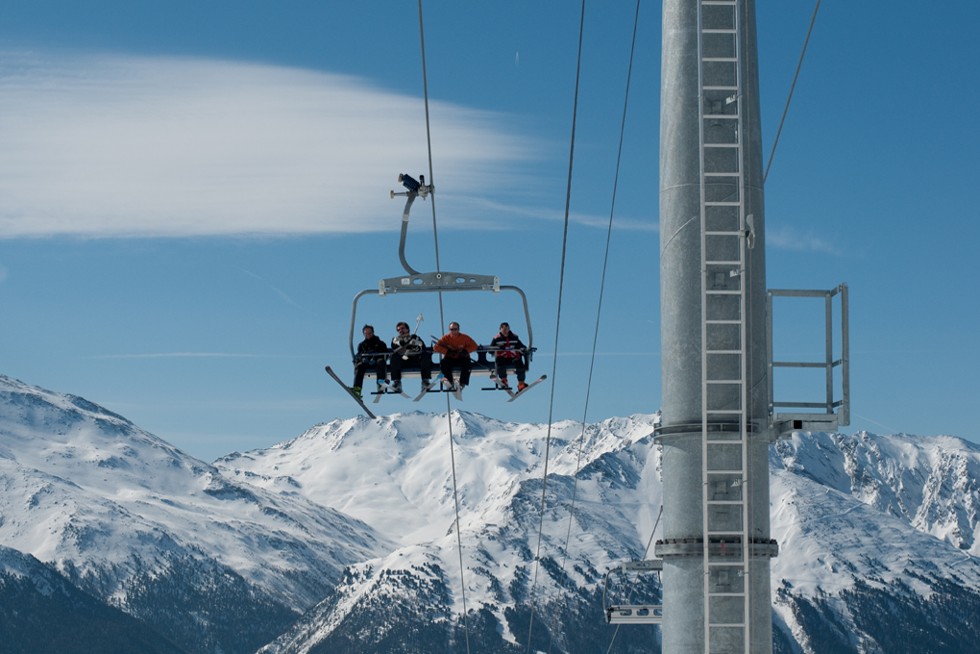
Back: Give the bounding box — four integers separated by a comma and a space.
602, 559, 664, 625
326, 174, 541, 415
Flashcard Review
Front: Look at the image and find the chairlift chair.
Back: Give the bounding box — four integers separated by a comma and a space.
328, 174, 539, 412
602, 559, 664, 625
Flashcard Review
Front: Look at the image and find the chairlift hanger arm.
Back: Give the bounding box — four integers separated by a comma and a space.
390, 173, 432, 277
388, 174, 508, 297
396, 193, 420, 276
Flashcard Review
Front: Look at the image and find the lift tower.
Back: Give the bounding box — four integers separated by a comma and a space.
655, 0, 777, 652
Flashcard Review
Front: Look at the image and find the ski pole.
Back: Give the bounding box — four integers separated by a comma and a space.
400, 313, 425, 360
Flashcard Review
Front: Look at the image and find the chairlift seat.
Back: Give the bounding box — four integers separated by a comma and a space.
356, 346, 535, 380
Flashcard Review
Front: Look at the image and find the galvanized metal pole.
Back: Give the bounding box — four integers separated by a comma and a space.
656, 0, 775, 652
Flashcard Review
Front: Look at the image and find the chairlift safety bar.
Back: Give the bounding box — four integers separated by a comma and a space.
348, 283, 534, 361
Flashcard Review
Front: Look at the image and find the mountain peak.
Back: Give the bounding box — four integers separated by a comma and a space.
0, 374, 394, 652
4, 373, 979, 653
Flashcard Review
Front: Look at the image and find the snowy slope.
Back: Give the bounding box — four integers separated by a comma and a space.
219, 413, 980, 654
219, 411, 665, 652
217, 412, 661, 548
0, 374, 392, 653
773, 430, 980, 555
0, 544, 184, 653
769, 432, 980, 652
4, 370, 979, 653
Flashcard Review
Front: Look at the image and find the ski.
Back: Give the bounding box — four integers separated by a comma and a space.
325, 365, 377, 419
475, 361, 516, 398
388, 382, 412, 399
507, 374, 548, 402
498, 383, 516, 399
429, 334, 471, 401
482, 379, 516, 399
374, 380, 411, 402
413, 375, 444, 401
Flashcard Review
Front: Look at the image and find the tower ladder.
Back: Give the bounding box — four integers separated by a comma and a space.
698, 0, 752, 652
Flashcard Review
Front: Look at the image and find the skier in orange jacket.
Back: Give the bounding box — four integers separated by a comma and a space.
433, 321, 478, 391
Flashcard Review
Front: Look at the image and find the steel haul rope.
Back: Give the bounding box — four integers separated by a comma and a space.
525, 1, 586, 651
416, 3, 470, 652
764, 0, 822, 183
544, 2, 644, 652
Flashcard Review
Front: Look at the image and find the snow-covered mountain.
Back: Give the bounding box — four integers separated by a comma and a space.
0, 544, 184, 653
769, 432, 980, 652
3, 372, 979, 653
0, 374, 392, 654
218, 413, 665, 653
217, 413, 980, 653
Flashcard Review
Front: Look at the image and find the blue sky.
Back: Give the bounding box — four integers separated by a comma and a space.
1, 1, 977, 462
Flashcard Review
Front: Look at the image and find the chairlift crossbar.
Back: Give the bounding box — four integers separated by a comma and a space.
605, 605, 664, 625
379, 272, 501, 295
617, 559, 664, 573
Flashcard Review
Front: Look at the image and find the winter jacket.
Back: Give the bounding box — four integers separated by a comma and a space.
356, 335, 388, 360
391, 333, 426, 357
434, 332, 478, 359
490, 332, 526, 359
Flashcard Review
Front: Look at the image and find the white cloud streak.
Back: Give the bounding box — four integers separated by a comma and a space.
766, 224, 837, 254
237, 267, 301, 308
0, 50, 537, 238
86, 352, 299, 359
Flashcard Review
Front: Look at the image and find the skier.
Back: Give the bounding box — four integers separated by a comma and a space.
433, 322, 478, 392
389, 320, 431, 393
352, 325, 388, 398
490, 322, 528, 392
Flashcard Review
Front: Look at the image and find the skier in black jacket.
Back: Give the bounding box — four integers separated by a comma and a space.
389, 320, 432, 393
352, 324, 388, 398
490, 322, 528, 391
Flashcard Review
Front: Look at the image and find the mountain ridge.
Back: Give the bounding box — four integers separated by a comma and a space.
224, 410, 980, 653
0, 373, 392, 653
3, 373, 979, 653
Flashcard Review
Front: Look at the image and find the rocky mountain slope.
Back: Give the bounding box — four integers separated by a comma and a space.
0, 374, 391, 653
3, 373, 978, 653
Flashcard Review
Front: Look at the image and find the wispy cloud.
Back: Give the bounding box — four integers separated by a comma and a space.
0, 50, 538, 238
540, 351, 661, 357
766, 224, 838, 254
237, 267, 300, 308
87, 352, 299, 360
455, 196, 658, 231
